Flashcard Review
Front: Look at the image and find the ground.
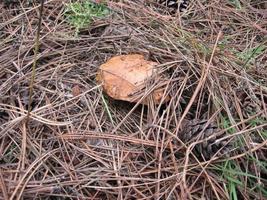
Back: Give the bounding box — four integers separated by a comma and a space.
0, 0, 266, 199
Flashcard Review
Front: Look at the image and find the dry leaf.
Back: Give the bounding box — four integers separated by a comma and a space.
72, 85, 81, 97
96, 54, 169, 104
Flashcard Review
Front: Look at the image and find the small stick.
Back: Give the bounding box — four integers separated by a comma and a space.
26, 0, 45, 123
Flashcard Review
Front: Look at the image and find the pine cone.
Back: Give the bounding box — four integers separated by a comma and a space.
179, 119, 233, 160
0, 111, 9, 125
240, 91, 267, 119
151, 0, 189, 15
242, 95, 261, 118
0, 98, 9, 126
157, 0, 189, 13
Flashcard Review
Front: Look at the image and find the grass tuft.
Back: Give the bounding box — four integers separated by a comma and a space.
64, 1, 110, 34
236, 44, 266, 68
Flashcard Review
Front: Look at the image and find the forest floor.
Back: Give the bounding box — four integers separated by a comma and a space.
0, 0, 266, 199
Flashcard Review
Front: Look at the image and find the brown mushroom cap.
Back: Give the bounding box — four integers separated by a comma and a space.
96, 54, 169, 104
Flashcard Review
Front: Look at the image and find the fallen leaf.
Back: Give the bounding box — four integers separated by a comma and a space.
96, 54, 169, 104
72, 85, 81, 97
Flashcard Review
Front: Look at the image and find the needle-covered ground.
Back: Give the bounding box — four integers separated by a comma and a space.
0, 0, 266, 199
